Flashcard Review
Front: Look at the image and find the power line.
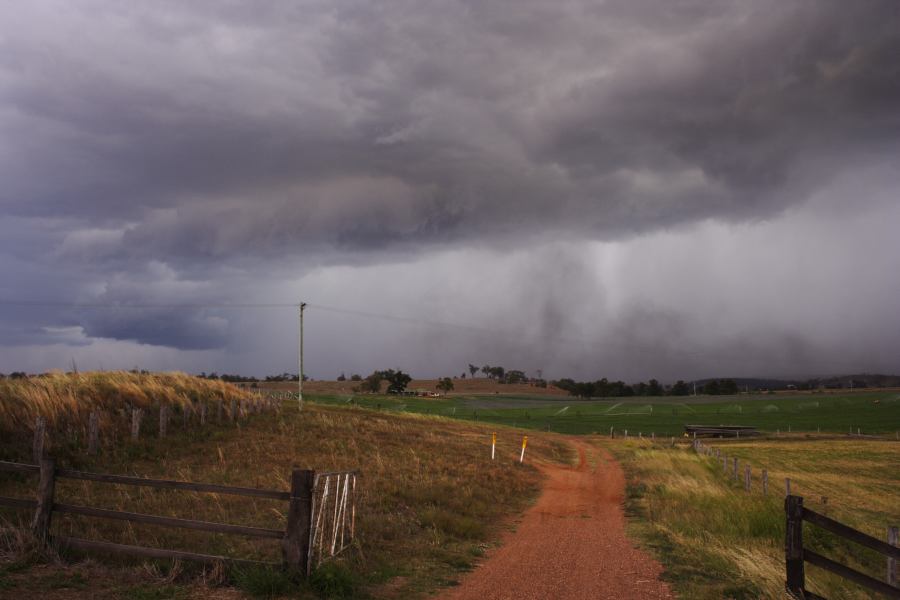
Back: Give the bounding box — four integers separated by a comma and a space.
0, 298, 872, 371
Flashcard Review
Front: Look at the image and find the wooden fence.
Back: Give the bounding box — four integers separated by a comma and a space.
0, 458, 357, 575
785, 495, 899, 599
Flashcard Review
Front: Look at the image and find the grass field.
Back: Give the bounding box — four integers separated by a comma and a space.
608, 437, 899, 599
305, 390, 900, 437
1, 398, 570, 599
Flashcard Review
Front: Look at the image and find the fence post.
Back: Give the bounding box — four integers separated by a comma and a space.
31, 457, 56, 542
217, 400, 223, 423
131, 408, 142, 440
785, 495, 805, 596
745, 465, 751, 492
785, 478, 791, 497
762, 469, 768, 496
159, 405, 168, 439
200, 403, 207, 426
183, 404, 192, 427
230, 399, 237, 423
733, 457, 739, 481
888, 526, 898, 587
88, 411, 99, 454
283, 468, 315, 577
33, 416, 45, 464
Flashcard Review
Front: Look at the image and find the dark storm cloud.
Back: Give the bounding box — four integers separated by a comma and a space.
1, 0, 899, 364
2, 0, 898, 260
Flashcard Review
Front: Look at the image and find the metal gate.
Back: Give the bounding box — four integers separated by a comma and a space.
307, 470, 358, 573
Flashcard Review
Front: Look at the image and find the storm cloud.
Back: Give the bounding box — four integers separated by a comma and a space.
1, 0, 898, 379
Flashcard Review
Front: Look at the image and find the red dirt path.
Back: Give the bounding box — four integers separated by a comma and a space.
437, 440, 673, 600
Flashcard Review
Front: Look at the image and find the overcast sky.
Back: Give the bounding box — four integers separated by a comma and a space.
1, 1, 899, 382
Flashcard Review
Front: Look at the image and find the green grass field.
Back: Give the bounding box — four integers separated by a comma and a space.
305, 390, 900, 437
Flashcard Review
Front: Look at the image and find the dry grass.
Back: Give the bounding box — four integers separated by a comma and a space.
0, 371, 253, 461
1, 397, 571, 598
604, 438, 899, 599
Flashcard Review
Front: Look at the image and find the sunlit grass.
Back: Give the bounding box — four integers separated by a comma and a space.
1, 396, 571, 598
605, 438, 899, 599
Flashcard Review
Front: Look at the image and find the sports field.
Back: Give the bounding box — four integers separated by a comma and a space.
306, 390, 900, 436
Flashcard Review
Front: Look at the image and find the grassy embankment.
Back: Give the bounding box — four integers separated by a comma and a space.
605, 437, 899, 599
305, 390, 900, 436
0, 371, 253, 462
1, 372, 571, 599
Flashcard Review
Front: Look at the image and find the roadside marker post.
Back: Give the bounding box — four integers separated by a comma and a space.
520, 435, 527, 463
491, 432, 496, 460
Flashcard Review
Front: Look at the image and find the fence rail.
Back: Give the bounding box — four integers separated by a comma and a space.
785, 495, 899, 599
0, 458, 357, 575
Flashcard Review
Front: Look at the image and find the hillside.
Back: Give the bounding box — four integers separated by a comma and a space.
0, 385, 570, 599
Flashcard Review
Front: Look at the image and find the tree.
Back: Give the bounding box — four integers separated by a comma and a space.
481, 365, 491, 378
468, 364, 479, 378
360, 371, 383, 393
337, 372, 346, 381
505, 370, 527, 384
437, 377, 454, 393
647, 379, 663, 396
350, 374, 362, 381
720, 379, 739, 395
381, 369, 412, 394
703, 380, 721, 395
670, 380, 690, 396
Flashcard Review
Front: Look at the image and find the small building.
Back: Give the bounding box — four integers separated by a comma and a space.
684, 425, 760, 438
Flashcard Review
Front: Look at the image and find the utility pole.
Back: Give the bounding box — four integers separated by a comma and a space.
298, 302, 306, 411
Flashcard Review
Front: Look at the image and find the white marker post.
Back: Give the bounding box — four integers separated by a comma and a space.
519, 435, 528, 463
491, 432, 496, 460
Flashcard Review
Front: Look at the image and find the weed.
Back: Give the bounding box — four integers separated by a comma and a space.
309, 562, 358, 599
122, 584, 189, 600
231, 565, 299, 599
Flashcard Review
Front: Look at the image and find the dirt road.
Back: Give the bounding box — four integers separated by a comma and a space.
437, 441, 673, 600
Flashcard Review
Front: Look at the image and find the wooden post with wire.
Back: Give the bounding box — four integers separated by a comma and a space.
889, 526, 898, 587
785, 495, 805, 596
88, 411, 99, 455
282, 468, 314, 576
131, 408, 142, 440
159, 405, 167, 438
33, 416, 45, 464
298, 302, 306, 412
31, 458, 56, 542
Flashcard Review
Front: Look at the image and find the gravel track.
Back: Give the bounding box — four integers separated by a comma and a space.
437, 440, 673, 600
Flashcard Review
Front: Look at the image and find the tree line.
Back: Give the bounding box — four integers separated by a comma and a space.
553, 377, 740, 398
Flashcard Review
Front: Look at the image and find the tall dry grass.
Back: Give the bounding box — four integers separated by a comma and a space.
606, 438, 898, 599
0, 371, 253, 461
1, 400, 570, 598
